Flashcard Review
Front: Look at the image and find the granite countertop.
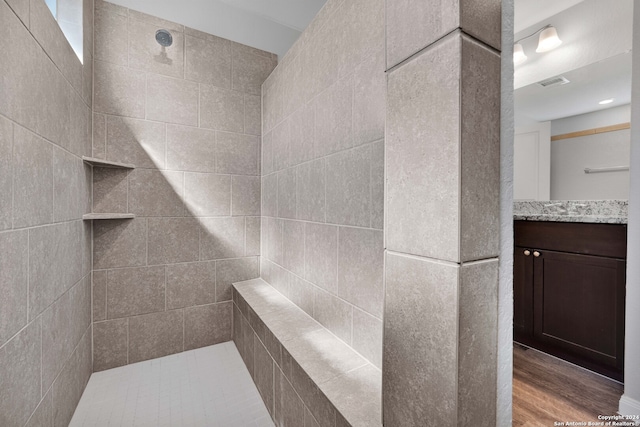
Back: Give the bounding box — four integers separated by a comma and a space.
513, 200, 628, 224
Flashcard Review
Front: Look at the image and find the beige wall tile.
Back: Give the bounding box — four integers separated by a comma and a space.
231, 175, 260, 216
322, 364, 382, 427
304, 407, 321, 427
325, 144, 371, 228
68, 93, 92, 158
266, 217, 283, 264
313, 288, 352, 344
231, 50, 277, 95
129, 19, 184, 78
244, 94, 262, 136
146, 74, 198, 126
385, 0, 458, 68
254, 336, 274, 414
185, 34, 231, 88
314, 74, 353, 158
1, 2, 70, 145
289, 361, 336, 427
460, 0, 502, 52
25, 390, 52, 427
105, 116, 166, 169
337, 227, 384, 318
166, 125, 216, 172
13, 126, 53, 228
41, 277, 90, 393
51, 329, 92, 427
200, 217, 245, 260
29, 222, 83, 319
215, 257, 259, 302
245, 217, 261, 256
92, 270, 107, 322
338, 0, 384, 78
147, 217, 200, 264
0, 117, 12, 230
277, 168, 296, 219
128, 169, 184, 217
262, 173, 277, 218
94, 0, 128, 65
184, 302, 231, 350
216, 132, 260, 175
93, 167, 129, 213
262, 80, 282, 134
289, 275, 315, 317
296, 158, 325, 223
386, 33, 461, 262
92, 113, 107, 159
128, 309, 183, 363
370, 139, 384, 230
94, 60, 146, 118
459, 37, 500, 262
93, 318, 128, 371
352, 308, 382, 368
53, 148, 84, 222
166, 261, 216, 309
184, 172, 231, 216
29, 0, 82, 92
304, 222, 337, 293
262, 132, 274, 176
458, 260, 498, 426
0, 230, 28, 347
0, 320, 41, 427
282, 220, 304, 277
272, 119, 290, 172
289, 103, 315, 166
129, 9, 184, 32
107, 266, 165, 319
93, 218, 147, 269
5, 0, 29, 26
200, 85, 244, 132
354, 48, 385, 147
274, 367, 306, 426
383, 252, 458, 425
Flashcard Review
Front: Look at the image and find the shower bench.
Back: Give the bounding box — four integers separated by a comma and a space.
232, 278, 382, 427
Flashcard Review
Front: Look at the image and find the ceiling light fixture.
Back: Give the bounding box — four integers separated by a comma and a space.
513, 25, 563, 65
599, 99, 614, 105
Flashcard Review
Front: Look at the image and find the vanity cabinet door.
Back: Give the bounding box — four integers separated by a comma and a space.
513, 246, 534, 340
532, 250, 626, 380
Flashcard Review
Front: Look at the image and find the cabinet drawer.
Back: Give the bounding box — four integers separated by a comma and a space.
515, 221, 627, 259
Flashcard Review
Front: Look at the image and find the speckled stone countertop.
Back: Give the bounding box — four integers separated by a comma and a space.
514, 200, 628, 224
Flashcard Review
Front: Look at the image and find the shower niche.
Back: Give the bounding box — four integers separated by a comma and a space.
82, 157, 136, 221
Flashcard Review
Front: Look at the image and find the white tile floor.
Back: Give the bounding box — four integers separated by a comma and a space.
70, 342, 274, 427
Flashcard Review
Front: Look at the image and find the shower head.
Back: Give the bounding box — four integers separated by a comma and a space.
155, 29, 173, 47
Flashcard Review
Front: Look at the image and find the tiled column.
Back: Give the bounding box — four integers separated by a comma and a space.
383, 2, 502, 426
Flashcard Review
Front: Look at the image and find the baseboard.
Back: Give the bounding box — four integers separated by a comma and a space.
619, 395, 640, 425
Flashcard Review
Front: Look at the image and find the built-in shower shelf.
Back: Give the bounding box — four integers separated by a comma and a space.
83, 213, 135, 220
82, 156, 135, 169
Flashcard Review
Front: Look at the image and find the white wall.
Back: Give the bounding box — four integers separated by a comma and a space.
550, 129, 630, 200
551, 104, 631, 135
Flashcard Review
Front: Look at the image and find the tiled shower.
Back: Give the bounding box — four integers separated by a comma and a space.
0, 0, 504, 424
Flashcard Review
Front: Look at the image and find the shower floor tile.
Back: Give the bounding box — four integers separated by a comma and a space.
70, 341, 274, 427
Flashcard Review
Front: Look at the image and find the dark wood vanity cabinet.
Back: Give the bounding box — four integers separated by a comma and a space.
514, 220, 627, 382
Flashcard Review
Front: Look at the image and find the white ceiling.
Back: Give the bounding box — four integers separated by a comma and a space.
514, 0, 633, 125
106, 0, 327, 58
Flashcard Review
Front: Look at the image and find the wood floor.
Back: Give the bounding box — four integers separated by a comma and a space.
513, 344, 624, 426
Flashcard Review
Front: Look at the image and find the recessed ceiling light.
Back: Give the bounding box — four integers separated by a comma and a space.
599, 99, 614, 105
